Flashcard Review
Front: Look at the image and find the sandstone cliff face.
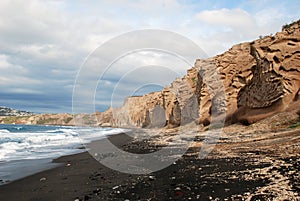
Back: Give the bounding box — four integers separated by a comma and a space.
97, 20, 300, 128
233, 21, 300, 124
111, 92, 163, 128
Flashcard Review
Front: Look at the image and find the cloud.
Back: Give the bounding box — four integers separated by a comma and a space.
195, 8, 255, 29
192, 6, 298, 55
0, 54, 39, 86
82, 50, 191, 111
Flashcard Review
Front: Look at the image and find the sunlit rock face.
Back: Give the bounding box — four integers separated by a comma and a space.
97, 20, 300, 127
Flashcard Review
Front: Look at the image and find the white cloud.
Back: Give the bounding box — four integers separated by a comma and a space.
0, 54, 40, 86
195, 8, 256, 29
0, 54, 25, 74
0, 55, 20, 69
192, 7, 296, 55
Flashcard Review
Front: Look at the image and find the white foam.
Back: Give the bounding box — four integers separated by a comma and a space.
0, 126, 127, 162
0, 129, 10, 133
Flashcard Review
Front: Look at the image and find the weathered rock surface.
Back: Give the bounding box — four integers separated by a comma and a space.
232, 22, 300, 124
98, 20, 300, 127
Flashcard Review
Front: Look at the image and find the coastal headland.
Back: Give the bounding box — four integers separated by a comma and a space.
0, 20, 299, 200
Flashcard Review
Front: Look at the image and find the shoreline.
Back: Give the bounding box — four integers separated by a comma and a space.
0, 124, 126, 186
0, 133, 132, 201
0, 124, 121, 185
0, 126, 299, 200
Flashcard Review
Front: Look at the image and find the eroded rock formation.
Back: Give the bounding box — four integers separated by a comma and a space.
97, 20, 300, 128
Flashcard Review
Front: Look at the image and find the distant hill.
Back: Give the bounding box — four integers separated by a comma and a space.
0, 106, 34, 116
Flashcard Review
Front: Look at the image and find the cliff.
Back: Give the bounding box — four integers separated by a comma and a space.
97, 20, 300, 128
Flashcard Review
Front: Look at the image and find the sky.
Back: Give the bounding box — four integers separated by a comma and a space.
0, 0, 299, 113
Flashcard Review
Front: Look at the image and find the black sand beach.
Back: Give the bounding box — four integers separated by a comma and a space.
0, 125, 299, 201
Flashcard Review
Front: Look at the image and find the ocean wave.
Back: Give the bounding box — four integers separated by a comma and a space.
0, 125, 124, 162
0, 129, 10, 134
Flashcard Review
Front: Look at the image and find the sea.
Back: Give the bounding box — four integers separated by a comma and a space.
0, 124, 125, 184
